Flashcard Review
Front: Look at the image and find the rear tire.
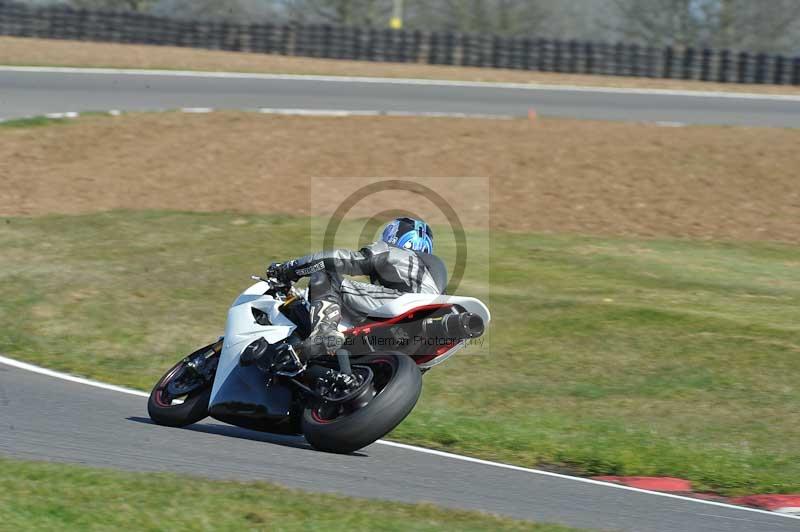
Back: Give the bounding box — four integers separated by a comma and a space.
302, 353, 422, 454
147, 344, 218, 427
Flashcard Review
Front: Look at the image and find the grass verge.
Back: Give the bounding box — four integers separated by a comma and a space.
2, 36, 799, 96
0, 116, 68, 128
1, 211, 799, 495
0, 458, 577, 531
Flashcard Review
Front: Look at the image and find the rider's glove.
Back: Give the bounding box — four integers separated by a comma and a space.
267, 261, 299, 284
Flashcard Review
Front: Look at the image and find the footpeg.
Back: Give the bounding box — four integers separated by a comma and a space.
240, 338, 305, 377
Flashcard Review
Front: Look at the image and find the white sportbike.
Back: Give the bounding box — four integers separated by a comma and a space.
148, 276, 489, 453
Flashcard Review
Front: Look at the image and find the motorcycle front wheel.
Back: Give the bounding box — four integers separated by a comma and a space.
302, 353, 422, 454
147, 341, 220, 427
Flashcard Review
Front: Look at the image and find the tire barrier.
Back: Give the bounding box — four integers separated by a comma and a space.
1, 0, 798, 86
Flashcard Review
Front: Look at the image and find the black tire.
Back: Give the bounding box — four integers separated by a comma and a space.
302, 353, 422, 454
147, 344, 218, 428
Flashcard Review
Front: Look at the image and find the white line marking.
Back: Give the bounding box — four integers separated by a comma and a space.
384, 110, 514, 119
258, 108, 380, 117
0, 352, 798, 522
375, 440, 798, 520
1, 108, 516, 123
180, 107, 214, 113
0, 354, 148, 398
44, 111, 78, 119
2, 65, 800, 102
256, 108, 514, 119
6, 108, 519, 122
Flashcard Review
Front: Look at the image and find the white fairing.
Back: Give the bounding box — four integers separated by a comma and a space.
209, 282, 297, 405
210, 282, 491, 396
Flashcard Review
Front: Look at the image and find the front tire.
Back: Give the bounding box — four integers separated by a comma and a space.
148, 342, 219, 427
302, 353, 422, 454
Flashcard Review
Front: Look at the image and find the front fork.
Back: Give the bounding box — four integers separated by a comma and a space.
185, 338, 223, 381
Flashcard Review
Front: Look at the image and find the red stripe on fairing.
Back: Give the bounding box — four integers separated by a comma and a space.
413, 341, 459, 365
344, 304, 452, 336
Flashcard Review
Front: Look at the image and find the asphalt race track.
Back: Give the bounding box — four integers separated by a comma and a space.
1, 360, 798, 532
1, 67, 800, 127
2, 66, 800, 531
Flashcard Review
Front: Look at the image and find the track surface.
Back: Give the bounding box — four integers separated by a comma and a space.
1, 362, 797, 532
2, 67, 800, 531
1, 68, 800, 126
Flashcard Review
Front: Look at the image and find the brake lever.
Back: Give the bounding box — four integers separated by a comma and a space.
251, 275, 295, 298
251, 275, 284, 285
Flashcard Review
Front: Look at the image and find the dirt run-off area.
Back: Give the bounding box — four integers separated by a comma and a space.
1, 112, 800, 242
3, 36, 800, 96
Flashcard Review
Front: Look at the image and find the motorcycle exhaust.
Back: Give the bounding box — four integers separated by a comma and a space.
421, 312, 485, 341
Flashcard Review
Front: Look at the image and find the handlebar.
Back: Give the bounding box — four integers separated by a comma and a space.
250, 275, 303, 301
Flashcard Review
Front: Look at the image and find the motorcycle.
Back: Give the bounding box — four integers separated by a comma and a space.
147, 274, 490, 454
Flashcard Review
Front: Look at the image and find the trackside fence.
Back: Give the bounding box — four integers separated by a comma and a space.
1, 0, 799, 86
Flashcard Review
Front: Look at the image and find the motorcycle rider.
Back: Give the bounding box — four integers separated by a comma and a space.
268, 217, 447, 359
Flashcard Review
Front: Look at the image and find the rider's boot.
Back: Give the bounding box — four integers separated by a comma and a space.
300, 300, 345, 360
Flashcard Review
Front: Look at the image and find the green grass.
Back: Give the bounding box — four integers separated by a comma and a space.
0, 458, 576, 531
1, 211, 799, 496
0, 116, 68, 128
0, 112, 116, 128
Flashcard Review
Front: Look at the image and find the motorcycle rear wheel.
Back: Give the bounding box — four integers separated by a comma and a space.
147, 342, 219, 427
302, 353, 422, 454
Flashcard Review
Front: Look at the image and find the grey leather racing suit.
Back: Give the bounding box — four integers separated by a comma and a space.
284, 240, 448, 322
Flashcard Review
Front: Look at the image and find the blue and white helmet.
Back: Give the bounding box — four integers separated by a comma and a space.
380, 217, 434, 254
